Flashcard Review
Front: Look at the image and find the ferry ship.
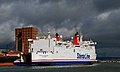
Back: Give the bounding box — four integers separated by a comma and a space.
14, 32, 97, 66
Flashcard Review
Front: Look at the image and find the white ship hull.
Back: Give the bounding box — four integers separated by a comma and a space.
14, 57, 97, 66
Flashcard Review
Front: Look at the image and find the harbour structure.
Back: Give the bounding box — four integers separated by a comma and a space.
15, 26, 38, 53
14, 30, 97, 66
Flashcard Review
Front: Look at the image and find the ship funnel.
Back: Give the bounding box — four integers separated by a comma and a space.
55, 33, 60, 41
73, 32, 80, 45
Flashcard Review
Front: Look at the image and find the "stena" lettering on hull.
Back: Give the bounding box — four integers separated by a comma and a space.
77, 53, 90, 59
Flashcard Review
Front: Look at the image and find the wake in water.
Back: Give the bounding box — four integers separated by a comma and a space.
32, 64, 100, 69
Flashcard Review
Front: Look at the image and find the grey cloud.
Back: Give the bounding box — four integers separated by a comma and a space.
82, 9, 120, 48
0, 0, 120, 50
94, 0, 120, 12
8, 0, 95, 32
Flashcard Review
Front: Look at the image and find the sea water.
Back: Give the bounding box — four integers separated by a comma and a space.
0, 63, 120, 72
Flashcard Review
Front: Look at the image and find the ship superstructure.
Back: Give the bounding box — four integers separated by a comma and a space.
14, 32, 97, 66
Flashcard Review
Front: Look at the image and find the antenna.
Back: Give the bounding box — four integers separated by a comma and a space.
48, 31, 51, 47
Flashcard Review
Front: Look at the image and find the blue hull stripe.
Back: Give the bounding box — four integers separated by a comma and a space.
14, 61, 94, 66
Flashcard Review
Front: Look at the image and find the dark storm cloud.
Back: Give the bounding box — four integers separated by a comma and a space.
82, 9, 120, 48
0, 0, 95, 36
11, 0, 94, 27
94, 0, 120, 12
0, 0, 120, 50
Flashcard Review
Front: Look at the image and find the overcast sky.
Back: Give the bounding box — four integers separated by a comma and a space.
0, 0, 120, 52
